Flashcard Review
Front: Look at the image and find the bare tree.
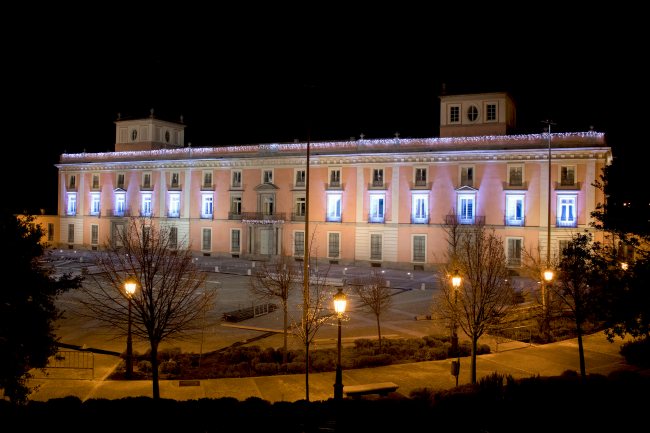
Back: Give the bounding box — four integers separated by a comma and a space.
434, 224, 515, 384
249, 252, 299, 364
76, 217, 215, 399
350, 272, 392, 350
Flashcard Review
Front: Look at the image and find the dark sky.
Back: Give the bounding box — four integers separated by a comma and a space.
7, 6, 645, 214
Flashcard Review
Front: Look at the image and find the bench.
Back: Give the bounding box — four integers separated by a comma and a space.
343, 382, 399, 398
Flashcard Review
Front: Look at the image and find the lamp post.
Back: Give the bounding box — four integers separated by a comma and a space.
541, 120, 556, 307
124, 277, 137, 379
333, 287, 347, 400
451, 269, 461, 387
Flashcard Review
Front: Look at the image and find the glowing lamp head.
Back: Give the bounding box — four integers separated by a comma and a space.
543, 270, 554, 282
333, 287, 347, 315
451, 269, 462, 289
124, 277, 138, 297
620, 262, 629, 271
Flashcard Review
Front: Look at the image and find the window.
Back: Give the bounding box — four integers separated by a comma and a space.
557, 194, 577, 227
90, 192, 101, 216
327, 193, 342, 222
230, 195, 242, 216
168, 192, 180, 217
329, 168, 341, 187
47, 223, 54, 242
486, 103, 497, 122
294, 231, 305, 257
68, 175, 76, 190
68, 224, 74, 244
263, 169, 273, 184
411, 193, 428, 223
171, 172, 180, 188
505, 194, 525, 226
116, 173, 125, 189
201, 194, 214, 218
508, 165, 524, 187
92, 174, 100, 189
413, 235, 426, 263
232, 170, 242, 188
449, 105, 460, 124
370, 234, 382, 260
203, 171, 213, 188
91, 225, 99, 245
457, 193, 475, 224
231, 229, 241, 253
467, 105, 479, 122
202, 228, 212, 251
66, 193, 77, 215
142, 172, 152, 189
262, 195, 274, 215
372, 168, 384, 187
560, 166, 576, 186
328, 232, 340, 258
295, 169, 306, 187
115, 192, 126, 216
294, 196, 306, 217
141, 193, 152, 216
460, 166, 474, 187
559, 239, 570, 261
169, 227, 178, 249
507, 238, 523, 267
415, 167, 427, 186
369, 194, 385, 223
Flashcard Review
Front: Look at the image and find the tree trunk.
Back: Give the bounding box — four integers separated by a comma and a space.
282, 302, 288, 365
150, 342, 160, 400
305, 341, 310, 401
471, 334, 478, 384
576, 321, 586, 378
376, 316, 382, 350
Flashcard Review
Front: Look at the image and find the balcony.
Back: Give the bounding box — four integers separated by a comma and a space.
502, 181, 528, 190
201, 183, 214, 191
291, 212, 306, 221
555, 181, 581, 191
241, 212, 286, 223
410, 180, 431, 190
556, 217, 577, 228
368, 214, 385, 223
228, 212, 243, 220
167, 210, 180, 218
505, 216, 525, 226
326, 214, 342, 223
106, 208, 132, 217
294, 180, 305, 188
200, 213, 214, 220
411, 215, 429, 224
507, 257, 522, 267
445, 214, 486, 226
326, 181, 342, 190
140, 184, 154, 191
369, 181, 386, 190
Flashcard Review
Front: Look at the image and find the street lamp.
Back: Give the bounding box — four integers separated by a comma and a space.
541, 120, 556, 307
542, 268, 554, 310
124, 277, 138, 379
333, 287, 347, 400
450, 269, 461, 386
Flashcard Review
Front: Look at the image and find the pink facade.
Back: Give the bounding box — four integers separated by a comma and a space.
47, 93, 612, 271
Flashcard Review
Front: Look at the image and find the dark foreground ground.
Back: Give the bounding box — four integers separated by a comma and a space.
3, 370, 648, 433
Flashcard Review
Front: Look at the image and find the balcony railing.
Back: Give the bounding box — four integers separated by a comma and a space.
505, 216, 525, 226
507, 257, 522, 267
411, 180, 430, 190
201, 184, 214, 191
106, 209, 132, 217
445, 214, 486, 225
228, 212, 243, 220
503, 181, 528, 190
327, 181, 342, 189
200, 213, 214, 220
294, 180, 305, 188
241, 212, 286, 223
556, 218, 577, 228
555, 181, 581, 190
411, 215, 429, 224
167, 211, 180, 218
368, 214, 385, 223
291, 213, 306, 221
326, 214, 342, 222
369, 181, 386, 189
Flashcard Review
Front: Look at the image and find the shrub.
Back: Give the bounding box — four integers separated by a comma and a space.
352, 354, 393, 368
254, 362, 279, 375
286, 362, 305, 374
620, 337, 650, 368
159, 360, 180, 375
136, 360, 152, 373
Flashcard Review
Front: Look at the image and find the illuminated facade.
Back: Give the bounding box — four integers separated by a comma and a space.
50, 93, 611, 270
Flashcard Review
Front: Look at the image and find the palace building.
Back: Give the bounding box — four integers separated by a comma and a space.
46, 92, 611, 271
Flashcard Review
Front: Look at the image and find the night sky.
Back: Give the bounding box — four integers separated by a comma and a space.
7, 7, 644, 214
